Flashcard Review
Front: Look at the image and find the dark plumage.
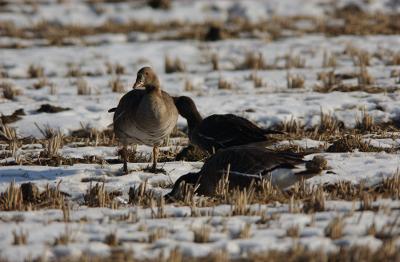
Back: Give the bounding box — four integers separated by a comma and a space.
165, 146, 327, 199
173, 96, 280, 153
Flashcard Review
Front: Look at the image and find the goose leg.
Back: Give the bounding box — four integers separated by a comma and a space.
152, 145, 159, 173
121, 145, 128, 174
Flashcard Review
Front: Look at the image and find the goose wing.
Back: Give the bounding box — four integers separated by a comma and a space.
195, 114, 271, 151
202, 146, 305, 177
113, 89, 146, 122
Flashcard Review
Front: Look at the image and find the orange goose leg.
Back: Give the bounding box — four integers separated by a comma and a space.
152, 145, 159, 173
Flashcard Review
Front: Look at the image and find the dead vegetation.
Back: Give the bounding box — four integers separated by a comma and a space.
76, 78, 92, 95
12, 229, 28, 245
218, 77, 233, 90
183, 78, 194, 92
105, 62, 125, 75
27, 64, 44, 78
316, 110, 344, 134
237, 52, 267, 70
278, 117, 304, 134
84, 182, 121, 208
2, 10, 400, 47
285, 53, 306, 69
249, 71, 264, 88
357, 65, 375, 86
211, 53, 219, 70
13, 242, 398, 261
109, 76, 125, 93
193, 226, 211, 243
165, 55, 185, 73
322, 51, 337, 68
325, 217, 344, 239
0, 181, 67, 211
286, 72, 305, 89
32, 78, 51, 90
356, 108, 375, 132
1, 81, 21, 100
327, 135, 379, 153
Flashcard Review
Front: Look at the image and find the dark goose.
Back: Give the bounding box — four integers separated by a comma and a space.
165, 145, 326, 198
173, 96, 280, 154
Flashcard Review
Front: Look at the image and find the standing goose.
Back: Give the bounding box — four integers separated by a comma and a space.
165, 146, 326, 199
173, 96, 281, 154
112, 67, 178, 174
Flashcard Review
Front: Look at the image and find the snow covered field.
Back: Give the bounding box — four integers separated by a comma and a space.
0, 0, 400, 261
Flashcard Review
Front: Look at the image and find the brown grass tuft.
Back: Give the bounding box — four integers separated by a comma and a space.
28, 64, 44, 78
325, 217, 343, 240
286, 72, 305, 89
193, 226, 211, 243
0, 181, 23, 211
238, 223, 252, 239
322, 51, 337, 68
84, 182, 120, 208
0, 181, 66, 211
104, 232, 119, 246
286, 225, 300, 238
285, 53, 306, 69
356, 108, 375, 132
357, 65, 374, 86
278, 116, 304, 134
315, 71, 341, 92
218, 77, 233, 90
13, 229, 28, 245
238, 52, 267, 70
105, 62, 125, 75
327, 135, 378, 153
211, 53, 219, 70
43, 132, 63, 158
109, 76, 125, 93
1, 81, 21, 100
165, 55, 185, 73
184, 78, 194, 92
303, 187, 325, 213
76, 78, 92, 95
231, 187, 255, 216
250, 71, 264, 88
128, 181, 157, 206
317, 109, 344, 133
148, 227, 167, 243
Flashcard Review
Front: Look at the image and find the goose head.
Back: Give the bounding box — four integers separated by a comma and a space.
133, 67, 160, 91
173, 96, 199, 120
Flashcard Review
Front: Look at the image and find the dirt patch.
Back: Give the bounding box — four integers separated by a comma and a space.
1, 108, 25, 124
36, 104, 70, 113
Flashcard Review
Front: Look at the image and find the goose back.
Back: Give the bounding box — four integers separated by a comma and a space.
191, 114, 273, 153
165, 146, 325, 199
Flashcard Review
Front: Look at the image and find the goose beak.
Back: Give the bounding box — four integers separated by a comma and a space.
133, 76, 144, 89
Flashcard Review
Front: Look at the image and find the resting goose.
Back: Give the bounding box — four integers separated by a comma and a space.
112, 67, 178, 174
173, 96, 281, 154
165, 146, 326, 199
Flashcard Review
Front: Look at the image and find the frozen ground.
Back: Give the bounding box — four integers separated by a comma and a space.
1, 0, 400, 261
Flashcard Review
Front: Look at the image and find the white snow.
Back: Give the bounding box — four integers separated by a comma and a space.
1, 0, 400, 260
